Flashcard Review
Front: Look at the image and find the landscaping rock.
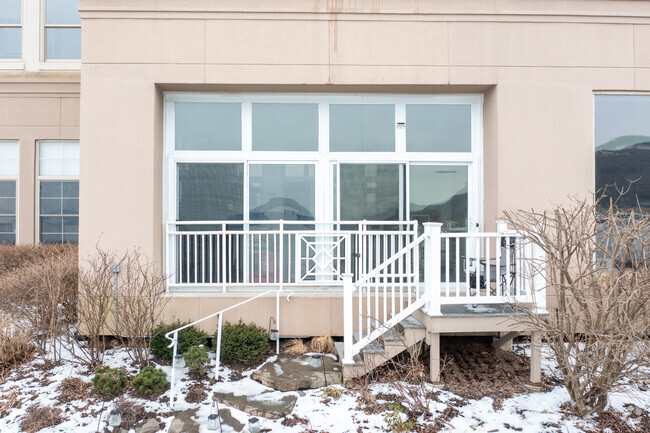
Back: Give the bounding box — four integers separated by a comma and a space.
213, 390, 298, 419
169, 410, 199, 433
136, 418, 161, 433
251, 354, 342, 391
219, 408, 245, 432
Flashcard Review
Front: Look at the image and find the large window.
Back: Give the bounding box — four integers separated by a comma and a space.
595, 95, 650, 212
0, 142, 18, 244
38, 141, 79, 243
166, 94, 482, 229
43, 0, 80, 60
0, 0, 21, 60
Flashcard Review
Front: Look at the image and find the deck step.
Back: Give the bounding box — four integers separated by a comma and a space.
352, 332, 385, 354
399, 315, 425, 329
334, 341, 363, 365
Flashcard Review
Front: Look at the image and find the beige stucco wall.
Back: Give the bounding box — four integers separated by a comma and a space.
77, 0, 650, 334
0, 72, 80, 244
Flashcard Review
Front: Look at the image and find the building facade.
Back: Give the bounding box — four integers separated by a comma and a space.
2, 0, 649, 337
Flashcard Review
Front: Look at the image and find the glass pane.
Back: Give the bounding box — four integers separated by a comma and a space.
0, 198, 14, 215
62, 142, 79, 159
595, 95, 650, 212
41, 198, 62, 215
63, 233, 77, 243
0, 234, 15, 244
40, 142, 63, 159
178, 163, 244, 221
62, 198, 78, 214
252, 103, 318, 151
0, 28, 21, 59
45, 0, 80, 25
406, 104, 471, 152
41, 216, 63, 233
62, 181, 78, 197
41, 181, 62, 198
249, 164, 315, 221
339, 164, 401, 221
39, 160, 62, 176
0, 216, 14, 233
62, 159, 79, 176
0, 180, 15, 197
63, 216, 78, 233
0, 0, 21, 24
45, 27, 81, 60
175, 102, 241, 151
410, 165, 468, 231
41, 233, 62, 243
330, 104, 395, 152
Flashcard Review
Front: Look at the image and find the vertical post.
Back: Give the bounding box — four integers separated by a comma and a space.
428, 331, 441, 382
532, 243, 547, 313
342, 273, 355, 364
214, 313, 223, 379
165, 222, 171, 290
530, 330, 542, 383
170, 332, 178, 407
424, 223, 442, 316
276, 290, 280, 355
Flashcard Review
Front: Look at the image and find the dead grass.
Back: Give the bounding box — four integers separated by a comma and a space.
56, 377, 93, 404
19, 404, 66, 433
283, 338, 309, 355
0, 389, 23, 417
309, 336, 334, 354
0, 319, 35, 380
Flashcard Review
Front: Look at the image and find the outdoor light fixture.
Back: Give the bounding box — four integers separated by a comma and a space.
309, 355, 322, 368
174, 354, 185, 369
206, 401, 222, 432
107, 409, 122, 427
248, 417, 261, 433
268, 317, 279, 341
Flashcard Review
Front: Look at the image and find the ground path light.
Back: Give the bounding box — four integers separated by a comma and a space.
108, 409, 122, 427
248, 417, 261, 433
268, 317, 279, 341
174, 354, 185, 369
207, 401, 222, 432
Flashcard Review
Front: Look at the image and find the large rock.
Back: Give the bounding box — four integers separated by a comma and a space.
251, 354, 342, 391
136, 418, 161, 433
213, 390, 298, 419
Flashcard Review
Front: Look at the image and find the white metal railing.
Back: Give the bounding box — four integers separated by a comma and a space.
342, 222, 547, 364
164, 290, 278, 407
165, 220, 418, 290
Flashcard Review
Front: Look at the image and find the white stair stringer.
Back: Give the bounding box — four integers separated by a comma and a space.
335, 314, 427, 381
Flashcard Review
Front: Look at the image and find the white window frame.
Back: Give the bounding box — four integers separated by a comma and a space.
0, 0, 81, 71
36, 140, 79, 244
0, 141, 19, 244
164, 93, 484, 230
40, 0, 81, 66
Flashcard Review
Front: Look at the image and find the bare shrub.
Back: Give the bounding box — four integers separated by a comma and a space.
113, 249, 169, 368
19, 404, 66, 433
503, 194, 650, 416
56, 377, 92, 403
0, 320, 35, 380
0, 245, 78, 362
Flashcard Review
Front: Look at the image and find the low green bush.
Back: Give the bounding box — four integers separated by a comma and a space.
132, 366, 168, 396
184, 345, 210, 375
91, 367, 127, 396
219, 320, 269, 365
150, 321, 209, 361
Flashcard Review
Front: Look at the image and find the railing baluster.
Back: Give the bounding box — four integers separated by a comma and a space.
455, 237, 460, 297
445, 236, 450, 297
485, 236, 491, 298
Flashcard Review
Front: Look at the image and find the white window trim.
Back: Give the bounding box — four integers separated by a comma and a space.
36, 140, 79, 244
163, 93, 484, 231
0, 141, 20, 244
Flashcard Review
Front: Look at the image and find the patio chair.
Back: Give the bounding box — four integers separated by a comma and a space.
464, 236, 517, 296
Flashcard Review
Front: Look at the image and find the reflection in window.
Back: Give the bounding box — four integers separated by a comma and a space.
0, 181, 16, 244
44, 0, 81, 60
406, 105, 471, 152
40, 181, 78, 243
595, 95, 650, 212
339, 164, 403, 221
175, 103, 241, 151
249, 164, 315, 221
0, 0, 21, 60
177, 163, 244, 221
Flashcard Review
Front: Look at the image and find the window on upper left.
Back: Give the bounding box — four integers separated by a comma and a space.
0, 0, 22, 60
43, 0, 80, 60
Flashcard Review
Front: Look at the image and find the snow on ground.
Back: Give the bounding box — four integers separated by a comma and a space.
0, 343, 648, 433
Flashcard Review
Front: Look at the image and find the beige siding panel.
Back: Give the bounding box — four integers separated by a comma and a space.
60, 98, 80, 127
204, 64, 329, 84
330, 21, 448, 66
449, 22, 634, 67
634, 26, 650, 67
329, 65, 448, 84
633, 67, 650, 88
204, 20, 329, 65
0, 97, 61, 126
82, 19, 205, 64
449, 66, 499, 85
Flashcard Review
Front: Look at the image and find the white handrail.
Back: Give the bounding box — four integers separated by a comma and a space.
165, 289, 275, 407
355, 233, 426, 287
